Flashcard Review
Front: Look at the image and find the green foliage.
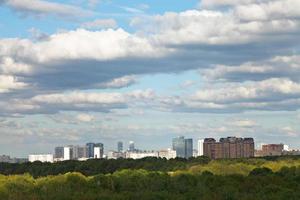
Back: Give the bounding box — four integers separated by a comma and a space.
0, 156, 300, 199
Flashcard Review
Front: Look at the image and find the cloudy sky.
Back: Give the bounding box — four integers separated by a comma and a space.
1, 0, 300, 157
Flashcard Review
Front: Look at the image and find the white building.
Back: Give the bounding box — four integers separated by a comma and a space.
28, 154, 53, 163
94, 147, 102, 159
284, 145, 289, 151
64, 147, 72, 160
197, 139, 204, 156
126, 151, 159, 159
158, 149, 176, 160
107, 151, 125, 159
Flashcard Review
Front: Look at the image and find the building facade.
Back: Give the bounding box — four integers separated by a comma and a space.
255, 144, 284, 157
29, 154, 53, 163
172, 136, 193, 159
158, 149, 177, 160
129, 141, 135, 152
203, 137, 254, 159
197, 139, 204, 156
118, 141, 123, 152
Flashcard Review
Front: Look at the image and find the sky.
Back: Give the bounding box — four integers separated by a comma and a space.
0, 0, 300, 157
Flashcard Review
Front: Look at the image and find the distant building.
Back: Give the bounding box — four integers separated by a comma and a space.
197, 139, 204, 156
73, 145, 87, 160
64, 147, 72, 160
86, 143, 95, 158
54, 147, 64, 160
118, 141, 123, 152
203, 137, 254, 159
0, 155, 11, 163
185, 139, 193, 158
107, 151, 125, 159
94, 143, 104, 159
158, 149, 177, 160
126, 151, 158, 159
255, 144, 284, 157
0, 155, 26, 163
129, 141, 135, 152
29, 154, 53, 163
172, 136, 193, 159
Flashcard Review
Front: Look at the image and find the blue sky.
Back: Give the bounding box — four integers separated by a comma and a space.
0, 0, 300, 157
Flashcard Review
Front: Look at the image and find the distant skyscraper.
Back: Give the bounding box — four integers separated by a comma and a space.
172, 136, 193, 159
94, 143, 104, 159
86, 143, 95, 158
54, 147, 64, 159
185, 138, 193, 158
118, 141, 123, 152
172, 136, 186, 158
73, 145, 87, 159
197, 139, 204, 156
129, 141, 135, 152
63, 147, 72, 160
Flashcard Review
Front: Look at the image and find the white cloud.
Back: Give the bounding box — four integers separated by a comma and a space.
76, 113, 95, 122
229, 119, 258, 128
203, 55, 300, 82
193, 78, 300, 103
199, 0, 258, 8
97, 75, 137, 89
1, 0, 94, 19
0, 75, 28, 93
81, 19, 118, 29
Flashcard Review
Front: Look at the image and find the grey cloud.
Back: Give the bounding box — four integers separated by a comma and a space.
0, 0, 94, 19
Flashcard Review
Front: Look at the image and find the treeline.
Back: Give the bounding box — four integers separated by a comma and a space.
0, 167, 300, 200
0, 157, 210, 178
1, 156, 300, 178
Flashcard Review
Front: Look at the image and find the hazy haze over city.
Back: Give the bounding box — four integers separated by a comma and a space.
0, 0, 300, 157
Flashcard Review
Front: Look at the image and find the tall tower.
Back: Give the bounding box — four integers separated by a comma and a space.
86, 143, 95, 158
94, 143, 104, 158
129, 141, 135, 152
118, 141, 123, 152
197, 139, 204, 156
172, 136, 193, 159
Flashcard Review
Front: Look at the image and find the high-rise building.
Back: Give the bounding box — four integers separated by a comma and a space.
262, 144, 284, 156
94, 143, 104, 159
86, 143, 95, 158
197, 139, 204, 156
63, 147, 73, 160
118, 141, 123, 152
185, 139, 193, 158
172, 136, 186, 158
54, 147, 64, 159
73, 145, 87, 159
129, 141, 135, 152
172, 136, 193, 159
203, 137, 254, 159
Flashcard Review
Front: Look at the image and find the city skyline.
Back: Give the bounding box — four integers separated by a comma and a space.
1, 0, 300, 157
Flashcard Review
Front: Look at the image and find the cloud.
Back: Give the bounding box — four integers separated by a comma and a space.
0, 89, 155, 116
1, 0, 300, 117
0, 0, 93, 19
229, 119, 258, 128
75, 113, 95, 122
0, 75, 28, 93
203, 55, 300, 82
192, 78, 300, 103
81, 19, 118, 29
97, 75, 137, 89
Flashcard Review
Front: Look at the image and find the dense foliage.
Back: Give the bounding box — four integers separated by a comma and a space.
0, 156, 300, 199
0, 167, 300, 200
0, 157, 210, 177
